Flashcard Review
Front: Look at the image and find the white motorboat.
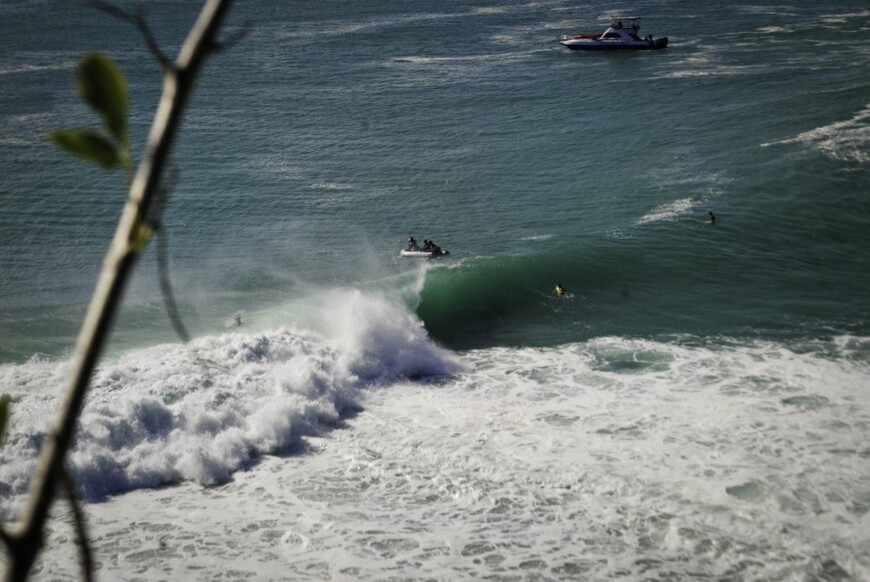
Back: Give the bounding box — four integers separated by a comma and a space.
401, 237, 449, 258
560, 17, 668, 51
399, 248, 449, 258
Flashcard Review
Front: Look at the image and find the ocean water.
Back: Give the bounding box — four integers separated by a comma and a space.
1, 0, 869, 579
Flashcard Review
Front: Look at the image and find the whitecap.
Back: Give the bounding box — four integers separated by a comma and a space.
761, 103, 870, 163
637, 197, 699, 224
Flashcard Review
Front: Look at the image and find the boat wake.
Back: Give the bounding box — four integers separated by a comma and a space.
636, 197, 700, 224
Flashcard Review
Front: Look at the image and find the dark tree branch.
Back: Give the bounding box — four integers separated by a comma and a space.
3, 2, 234, 580
59, 467, 94, 582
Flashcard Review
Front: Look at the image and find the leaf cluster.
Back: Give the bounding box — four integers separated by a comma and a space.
50, 53, 131, 170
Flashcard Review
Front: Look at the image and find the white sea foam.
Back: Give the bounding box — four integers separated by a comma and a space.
279, 4, 545, 41
310, 181, 353, 191
737, 5, 800, 18
249, 154, 302, 178
762, 103, 870, 163
387, 49, 534, 82
818, 9, 870, 27
11, 335, 868, 580
0, 112, 63, 148
0, 61, 75, 77
637, 197, 698, 224
0, 290, 462, 513
663, 63, 761, 79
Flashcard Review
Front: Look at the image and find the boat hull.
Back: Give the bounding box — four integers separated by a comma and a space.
561, 37, 668, 51
400, 249, 449, 258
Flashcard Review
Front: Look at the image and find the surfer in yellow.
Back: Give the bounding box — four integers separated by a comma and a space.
555, 283, 567, 297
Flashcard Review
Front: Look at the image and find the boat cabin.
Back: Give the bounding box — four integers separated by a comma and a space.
601, 16, 643, 41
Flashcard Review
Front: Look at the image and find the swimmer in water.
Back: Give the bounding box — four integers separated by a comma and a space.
708, 211, 717, 224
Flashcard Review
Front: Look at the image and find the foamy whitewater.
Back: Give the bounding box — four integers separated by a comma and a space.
2, 0, 870, 580
3, 313, 868, 579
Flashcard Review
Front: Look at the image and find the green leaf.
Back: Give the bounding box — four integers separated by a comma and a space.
50, 129, 120, 168
77, 52, 128, 144
0, 394, 10, 446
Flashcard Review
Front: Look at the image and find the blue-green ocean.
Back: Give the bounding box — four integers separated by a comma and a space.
1, 1, 869, 580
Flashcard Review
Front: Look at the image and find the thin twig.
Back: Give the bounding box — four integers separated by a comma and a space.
155, 226, 190, 342
59, 467, 94, 582
148, 166, 190, 343
214, 20, 252, 53
88, 0, 174, 70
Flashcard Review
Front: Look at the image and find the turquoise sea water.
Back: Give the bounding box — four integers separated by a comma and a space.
1, 2, 869, 579
1, 0, 867, 359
